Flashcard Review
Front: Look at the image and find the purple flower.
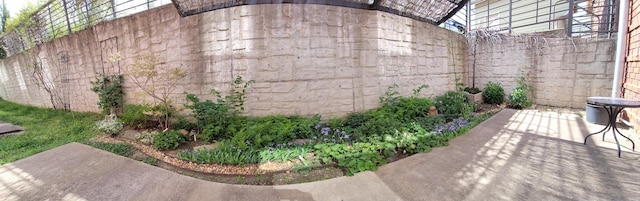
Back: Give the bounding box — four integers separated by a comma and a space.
321, 127, 330, 135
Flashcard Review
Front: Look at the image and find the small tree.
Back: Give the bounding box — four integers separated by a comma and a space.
125, 54, 187, 130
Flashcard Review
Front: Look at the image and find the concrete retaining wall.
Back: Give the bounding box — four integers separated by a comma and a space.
468, 36, 615, 108
0, 4, 467, 118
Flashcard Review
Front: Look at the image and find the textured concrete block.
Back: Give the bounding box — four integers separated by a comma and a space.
576, 62, 607, 75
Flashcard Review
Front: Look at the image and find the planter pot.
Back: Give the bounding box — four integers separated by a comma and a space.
464, 92, 483, 104
585, 103, 619, 126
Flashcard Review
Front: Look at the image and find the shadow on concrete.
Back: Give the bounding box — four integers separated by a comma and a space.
376, 109, 640, 200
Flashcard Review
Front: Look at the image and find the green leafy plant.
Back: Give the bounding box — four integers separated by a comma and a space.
227, 115, 296, 150
120, 104, 155, 129
172, 116, 197, 131
463, 87, 481, 94
152, 130, 185, 150
136, 156, 159, 166
483, 81, 505, 104
185, 76, 254, 142
314, 143, 387, 176
135, 130, 159, 145
382, 96, 435, 123
380, 84, 400, 106
412, 84, 429, 97
85, 142, 135, 157
435, 91, 476, 117
90, 74, 124, 115
259, 146, 310, 163
508, 88, 532, 109
5, 2, 39, 46
94, 118, 124, 136
200, 116, 246, 143
289, 115, 321, 139
177, 142, 260, 165
508, 72, 533, 109
224, 76, 256, 113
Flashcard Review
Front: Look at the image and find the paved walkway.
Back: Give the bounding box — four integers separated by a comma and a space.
2, 109, 640, 200
0, 121, 23, 137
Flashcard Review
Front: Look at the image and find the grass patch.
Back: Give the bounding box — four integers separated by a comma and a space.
0, 100, 101, 165
85, 141, 136, 157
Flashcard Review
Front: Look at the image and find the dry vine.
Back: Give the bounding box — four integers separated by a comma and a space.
27, 47, 64, 109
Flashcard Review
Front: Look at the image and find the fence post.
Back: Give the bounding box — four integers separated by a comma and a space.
61, 0, 72, 34
466, 2, 471, 33
48, 6, 55, 38
567, 0, 574, 37
84, 0, 91, 26
111, 0, 117, 18
508, 0, 512, 33
486, 0, 490, 28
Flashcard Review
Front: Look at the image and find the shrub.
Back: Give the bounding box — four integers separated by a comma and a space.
289, 115, 321, 139
152, 130, 185, 150
120, 104, 155, 129
186, 94, 232, 130
342, 112, 374, 129
90, 74, 124, 115
435, 91, 476, 116
172, 116, 197, 131
508, 73, 533, 109
94, 118, 124, 136
227, 115, 296, 149
382, 97, 435, 122
185, 76, 254, 142
200, 116, 247, 143
508, 88, 532, 109
483, 81, 505, 104
345, 109, 404, 140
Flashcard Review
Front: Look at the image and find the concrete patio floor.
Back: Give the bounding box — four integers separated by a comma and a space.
1, 109, 640, 200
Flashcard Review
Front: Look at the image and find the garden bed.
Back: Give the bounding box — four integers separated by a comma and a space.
89, 105, 501, 185
87, 82, 506, 185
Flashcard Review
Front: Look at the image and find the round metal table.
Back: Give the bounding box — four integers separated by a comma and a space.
584, 97, 640, 157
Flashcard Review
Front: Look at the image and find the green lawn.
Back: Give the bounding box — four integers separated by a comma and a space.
0, 99, 101, 165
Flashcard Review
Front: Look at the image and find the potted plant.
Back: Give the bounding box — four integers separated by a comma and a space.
463, 87, 483, 103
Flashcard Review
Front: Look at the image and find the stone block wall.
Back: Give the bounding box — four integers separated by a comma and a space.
468, 36, 615, 108
0, 4, 467, 118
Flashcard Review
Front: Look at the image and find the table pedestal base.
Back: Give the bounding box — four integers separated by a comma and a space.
583, 106, 635, 157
